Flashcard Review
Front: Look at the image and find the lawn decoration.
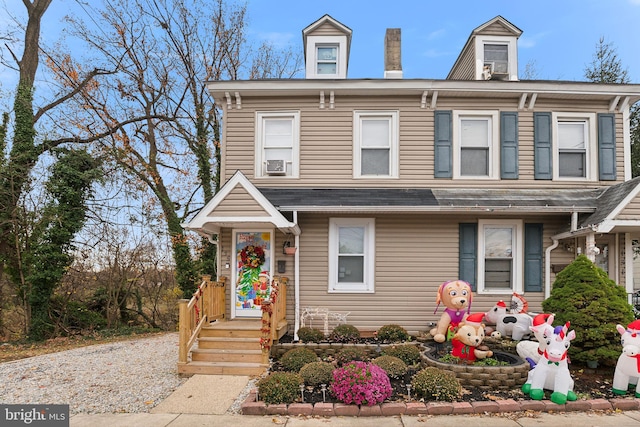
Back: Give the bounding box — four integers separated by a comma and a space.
517, 313, 554, 368
522, 322, 576, 405
450, 312, 493, 363
612, 320, 640, 397
484, 300, 532, 341
430, 280, 473, 343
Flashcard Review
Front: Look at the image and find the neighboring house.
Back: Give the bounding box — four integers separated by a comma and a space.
183, 15, 640, 336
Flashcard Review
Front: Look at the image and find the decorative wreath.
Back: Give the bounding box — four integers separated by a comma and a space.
240, 244, 265, 269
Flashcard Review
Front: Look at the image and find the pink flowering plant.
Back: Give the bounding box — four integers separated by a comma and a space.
330, 361, 392, 406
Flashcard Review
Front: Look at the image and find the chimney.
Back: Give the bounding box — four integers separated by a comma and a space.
384, 28, 402, 79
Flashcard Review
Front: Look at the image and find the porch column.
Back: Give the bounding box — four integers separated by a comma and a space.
585, 233, 598, 263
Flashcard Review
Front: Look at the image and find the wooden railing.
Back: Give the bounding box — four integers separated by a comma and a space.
260, 276, 287, 364
178, 275, 226, 365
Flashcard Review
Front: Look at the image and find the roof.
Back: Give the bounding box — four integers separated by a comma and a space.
580, 176, 640, 227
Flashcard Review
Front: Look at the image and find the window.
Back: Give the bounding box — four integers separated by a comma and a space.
316, 45, 338, 75
484, 44, 508, 74
305, 35, 348, 79
329, 218, 375, 293
474, 35, 517, 81
552, 113, 596, 180
453, 111, 499, 178
353, 111, 399, 178
478, 220, 523, 294
255, 111, 299, 178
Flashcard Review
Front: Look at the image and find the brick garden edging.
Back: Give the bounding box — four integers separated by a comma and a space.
241, 391, 640, 417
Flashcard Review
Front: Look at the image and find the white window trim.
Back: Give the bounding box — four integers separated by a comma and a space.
255, 111, 300, 179
452, 110, 500, 179
305, 35, 348, 79
474, 35, 518, 81
552, 112, 597, 181
477, 219, 523, 295
328, 218, 375, 293
353, 110, 399, 179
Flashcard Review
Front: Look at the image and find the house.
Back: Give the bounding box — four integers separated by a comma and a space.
178, 15, 640, 375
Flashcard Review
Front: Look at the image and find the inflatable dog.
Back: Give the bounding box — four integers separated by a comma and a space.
430, 280, 473, 343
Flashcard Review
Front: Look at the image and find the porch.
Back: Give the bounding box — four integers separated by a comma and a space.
177, 275, 288, 376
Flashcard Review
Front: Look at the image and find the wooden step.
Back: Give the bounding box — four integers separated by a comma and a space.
199, 321, 262, 339
178, 361, 267, 376
191, 348, 263, 363
197, 337, 261, 350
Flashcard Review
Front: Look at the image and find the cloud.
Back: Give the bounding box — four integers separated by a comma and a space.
629, 0, 640, 5
256, 31, 296, 48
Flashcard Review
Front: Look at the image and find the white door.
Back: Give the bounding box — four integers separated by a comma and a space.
232, 230, 273, 318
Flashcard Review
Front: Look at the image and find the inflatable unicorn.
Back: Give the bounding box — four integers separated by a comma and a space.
520, 314, 576, 402
612, 320, 640, 397
523, 322, 576, 405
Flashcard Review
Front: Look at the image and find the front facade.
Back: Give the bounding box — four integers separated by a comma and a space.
184, 15, 640, 335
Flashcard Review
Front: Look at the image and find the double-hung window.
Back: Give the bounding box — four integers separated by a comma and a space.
316, 45, 338, 75
453, 111, 499, 178
353, 111, 399, 178
478, 220, 523, 294
328, 218, 375, 293
474, 35, 517, 81
484, 44, 508, 74
255, 111, 299, 178
552, 113, 596, 180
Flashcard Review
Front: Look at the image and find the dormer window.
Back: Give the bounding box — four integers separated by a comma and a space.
484, 44, 508, 74
317, 45, 338, 75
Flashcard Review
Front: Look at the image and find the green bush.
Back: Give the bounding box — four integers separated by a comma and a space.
297, 327, 324, 343
372, 355, 407, 378
329, 324, 360, 343
279, 347, 319, 372
257, 372, 303, 404
50, 296, 107, 334
299, 361, 334, 386
411, 367, 462, 401
376, 324, 409, 342
542, 254, 635, 366
382, 344, 421, 366
335, 346, 369, 366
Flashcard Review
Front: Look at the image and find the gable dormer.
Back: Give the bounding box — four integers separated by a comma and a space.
447, 16, 522, 81
303, 15, 352, 79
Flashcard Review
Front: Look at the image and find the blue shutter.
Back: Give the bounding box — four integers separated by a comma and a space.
598, 113, 617, 181
434, 110, 452, 178
524, 223, 543, 292
459, 223, 477, 291
500, 111, 519, 179
534, 112, 552, 180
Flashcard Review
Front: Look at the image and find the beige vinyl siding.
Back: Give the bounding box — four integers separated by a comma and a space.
481, 21, 516, 36
448, 44, 475, 80
308, 21, 344, 37
223, 95, 625, 189
617, 198, 640, 220
211, 185, 270, 217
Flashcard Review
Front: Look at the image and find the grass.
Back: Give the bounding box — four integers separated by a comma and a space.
0, 327, 169, 363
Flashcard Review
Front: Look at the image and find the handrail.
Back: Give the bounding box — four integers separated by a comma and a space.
260, 276, 287, 363
178, 275, 226, 365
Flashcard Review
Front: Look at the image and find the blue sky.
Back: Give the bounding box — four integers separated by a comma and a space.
2, 0, 640, 83
244, 0, 640, 81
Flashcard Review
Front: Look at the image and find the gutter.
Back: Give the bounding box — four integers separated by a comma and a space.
545, 211, 578, 299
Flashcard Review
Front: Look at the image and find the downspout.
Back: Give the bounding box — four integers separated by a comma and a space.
293, 211, 300, 341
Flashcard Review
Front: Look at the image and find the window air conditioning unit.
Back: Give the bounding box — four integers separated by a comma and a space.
483, 62, 508, 80
265, 159, 286, 175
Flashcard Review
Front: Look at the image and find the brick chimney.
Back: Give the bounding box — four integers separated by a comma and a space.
384, 28, 402, 79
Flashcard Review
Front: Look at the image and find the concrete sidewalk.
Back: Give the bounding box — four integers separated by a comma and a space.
68, 374, 640, 427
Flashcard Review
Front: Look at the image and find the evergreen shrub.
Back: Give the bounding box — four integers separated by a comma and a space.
329, 324, 360, 343
257, 372, 303, 404
376, 324, 409, 342
279, 347, 318, 372
411, 367, 462, 401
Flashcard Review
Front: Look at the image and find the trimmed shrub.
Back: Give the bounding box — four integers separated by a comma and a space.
299, 361, 334, 386
297, 327, 324, 343
372, 355, 407, 378
335, 346, 369, 366
330, 361, 392, 406
411, 367, 462, 401
382, 344, 421, 366
257, 372, 303, 404
279, 347, 318, 372
329, 324, 360, 343
542, 254, 635, 366
376, 324, 409, 343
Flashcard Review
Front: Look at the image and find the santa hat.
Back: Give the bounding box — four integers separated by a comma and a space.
496, 301, 507, 309
259, 271, 270, 278
532, 313, 552, 327
464, 312, 485, 326
628, 320, 640, 331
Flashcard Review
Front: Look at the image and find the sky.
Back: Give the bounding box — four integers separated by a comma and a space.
2, 0, 640, 84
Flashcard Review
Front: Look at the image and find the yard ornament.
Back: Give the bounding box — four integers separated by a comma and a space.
522, 322, 576, 405
430, 280, 473, 343
517, 313, 554, 368
450, 312, 493, 362
612, 320, 640, 397
484, 300, 532, 341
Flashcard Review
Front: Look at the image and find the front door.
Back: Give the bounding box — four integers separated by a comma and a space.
232, 230, 273, 318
